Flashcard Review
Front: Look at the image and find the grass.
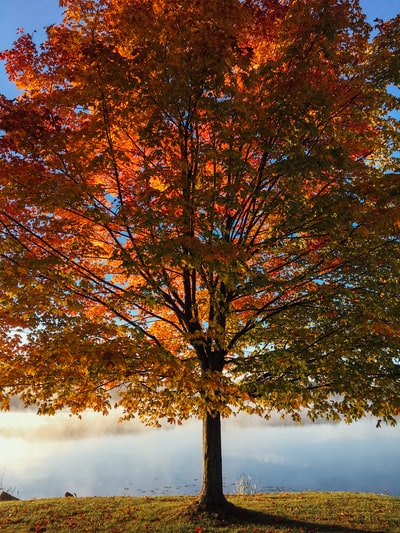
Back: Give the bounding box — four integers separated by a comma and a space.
0, 492, 399, 532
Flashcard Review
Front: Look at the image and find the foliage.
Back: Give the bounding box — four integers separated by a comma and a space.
0, 0, 398, 423
0, 0, 399, 508
0, 493, 399, 532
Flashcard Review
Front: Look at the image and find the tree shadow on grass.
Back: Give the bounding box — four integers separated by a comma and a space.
186, 503, 385, 533
239, 506, 386, 532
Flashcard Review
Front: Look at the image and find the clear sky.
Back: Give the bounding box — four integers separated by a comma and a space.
0, 0, 399, 98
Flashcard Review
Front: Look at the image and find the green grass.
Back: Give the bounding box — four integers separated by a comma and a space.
0, 492, 399, 532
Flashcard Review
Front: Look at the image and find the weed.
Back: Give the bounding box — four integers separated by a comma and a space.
235, 473, 259, 495
0, 472, 19, 499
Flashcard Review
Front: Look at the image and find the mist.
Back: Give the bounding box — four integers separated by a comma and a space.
0, 410, 398, 500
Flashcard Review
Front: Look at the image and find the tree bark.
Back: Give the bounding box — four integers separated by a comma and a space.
197, 412, 228, 512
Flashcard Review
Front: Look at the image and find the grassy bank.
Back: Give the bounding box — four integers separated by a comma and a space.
0, 492, 399, 532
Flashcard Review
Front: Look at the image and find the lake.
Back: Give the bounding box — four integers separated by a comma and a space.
0, 410, 398, 500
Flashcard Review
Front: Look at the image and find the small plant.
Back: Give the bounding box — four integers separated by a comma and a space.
0, 471, 19, 498
235, 473, 258, 495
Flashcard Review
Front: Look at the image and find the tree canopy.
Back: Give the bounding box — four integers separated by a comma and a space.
0, 0, 399, 511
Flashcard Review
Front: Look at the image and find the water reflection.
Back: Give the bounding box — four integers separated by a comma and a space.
0, 411, 398, 499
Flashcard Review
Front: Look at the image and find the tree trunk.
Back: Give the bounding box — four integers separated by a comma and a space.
197, 412, 228, 512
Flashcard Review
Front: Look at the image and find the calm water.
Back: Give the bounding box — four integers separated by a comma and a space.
0, 410, 398, 500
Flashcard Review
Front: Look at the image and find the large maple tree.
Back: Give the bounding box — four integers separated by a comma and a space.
0, 0, 399, 513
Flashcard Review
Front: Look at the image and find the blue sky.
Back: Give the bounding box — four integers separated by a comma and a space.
0, 0, 399, 97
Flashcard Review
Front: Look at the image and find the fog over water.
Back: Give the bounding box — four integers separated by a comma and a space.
0, 410, 398, 500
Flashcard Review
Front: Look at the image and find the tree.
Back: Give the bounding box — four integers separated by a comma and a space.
0, 0, 399, 514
